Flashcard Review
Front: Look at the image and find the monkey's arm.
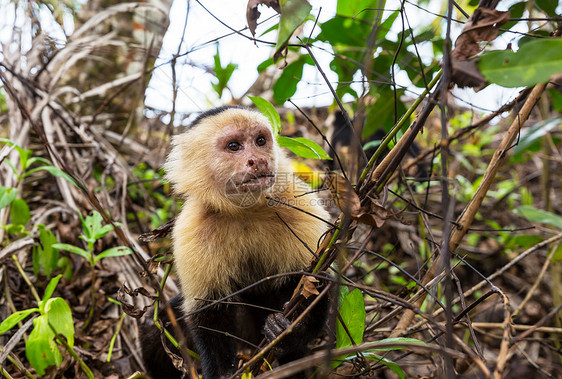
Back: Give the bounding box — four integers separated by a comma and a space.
139, 294, 188, 379
190, 301, 238, 379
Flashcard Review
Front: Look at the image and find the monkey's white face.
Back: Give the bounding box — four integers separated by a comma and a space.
214, 123, 277, 196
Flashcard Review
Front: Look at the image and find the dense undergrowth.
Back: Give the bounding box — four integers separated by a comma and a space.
1, 0, 562, 378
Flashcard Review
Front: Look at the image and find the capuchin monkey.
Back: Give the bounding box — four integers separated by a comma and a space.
140, 106, 331, 378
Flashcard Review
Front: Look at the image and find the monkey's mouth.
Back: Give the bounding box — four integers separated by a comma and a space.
240, 173, 275, 185
227, 173, 276, 193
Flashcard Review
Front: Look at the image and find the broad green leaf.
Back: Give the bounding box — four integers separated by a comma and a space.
499, 2, 526, 34
57, 256, 74, 281
513, 118, 561, 156
364, 353, 404, 379
42, 274, 63, 304
0, 186, 17, 209
515, 206, 562, 229
0, 308, 39, 334
274, 0, 312, 60
45, 297, 75, 347
535, 0, 559, 17
337, 0, 380, 19
33, 225, 60, 277
257, 57, 275, 73
26, 315, 62, 376
84, 210, 104, 239
52, 243, 91, 261
336, 288, 366, 349
10, 198, 30, 226
23, 166, 78, 187
277, 136, 332, 160
82, 211, 115, 240
273, 56, 312, 104
249, 96, 281, 137
478, 39, 562, 87
93, 224, 115, 240
549, 88, 562, 112
94, 246, 132, 263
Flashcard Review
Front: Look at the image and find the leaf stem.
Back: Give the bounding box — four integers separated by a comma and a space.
11, 255, 41, 304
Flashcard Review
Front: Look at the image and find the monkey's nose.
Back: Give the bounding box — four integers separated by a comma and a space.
248, 159, 255, 167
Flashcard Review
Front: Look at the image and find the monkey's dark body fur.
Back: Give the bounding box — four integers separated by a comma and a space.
140, 277, 328, 378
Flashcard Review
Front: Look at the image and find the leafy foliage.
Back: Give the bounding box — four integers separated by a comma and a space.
0, 275, 75, 376
478, 39, 562, 87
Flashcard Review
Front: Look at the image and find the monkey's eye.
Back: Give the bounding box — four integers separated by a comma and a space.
256, 136, 267, 146
227, 141, 241, 151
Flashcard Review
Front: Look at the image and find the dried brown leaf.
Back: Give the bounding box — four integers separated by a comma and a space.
451, 58, 487, 90
451, 9, 511, 61
301, 275, 320, 299
246, 0, 281, 36
327, 173, 387, 227
353, 199, 388, 228
327, 173, 362, 215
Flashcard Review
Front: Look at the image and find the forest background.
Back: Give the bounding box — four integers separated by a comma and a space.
0, 0, 562, 377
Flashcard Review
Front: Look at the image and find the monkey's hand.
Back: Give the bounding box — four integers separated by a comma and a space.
263, 313, 291, 343
263, 313, 308, 359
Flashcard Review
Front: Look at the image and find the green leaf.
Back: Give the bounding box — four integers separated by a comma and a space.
42, 274, 63, 305
364, 353, 405, 379
45, 297, 75, 347
94, 246, 132, 263
337, 0, 380, 19
10, 198, 30, 226
57, 256, 74, 281
23, 165, 78, 187
535, 0, 559, 17
52, 243, 91, 261
82, 210, 115, 240
273, 56, 309, 104
0, 308, 39, 334
277, 136, 332, 160
549, 88, 562, 112
26, 315, 62, 376
0, 186, 18, 209
249, 96, 281, 137
26, 157, 51, 167
0, 138, 30, 170
499, 2, 526, 34
506, 234, 543, 250
257, 57, 275, 73
336, 288, 366, 349
33, 225, 60, 277
478, 39, 562, 87
212, 45, 238, 98
515, 205, 562, 229
274, 0, 312, 60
